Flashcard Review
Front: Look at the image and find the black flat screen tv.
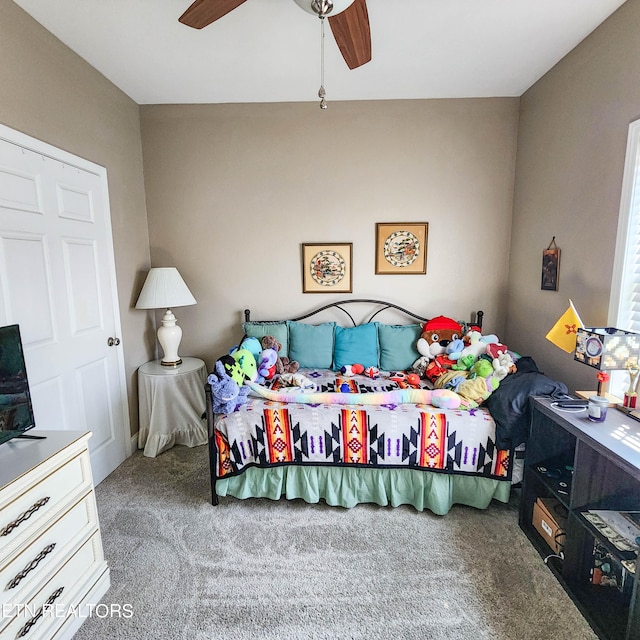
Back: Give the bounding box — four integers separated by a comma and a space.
0, 324, 37, 445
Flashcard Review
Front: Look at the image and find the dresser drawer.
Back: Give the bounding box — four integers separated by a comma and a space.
0, 532, 106, 640
0, 451, 92, 557
0, 491, 98, 610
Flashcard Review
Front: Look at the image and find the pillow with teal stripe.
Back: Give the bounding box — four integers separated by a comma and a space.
287, 321, 336, 368
333, 323, 379, 370
377, 323, 422, 371
243, 321, 289, 357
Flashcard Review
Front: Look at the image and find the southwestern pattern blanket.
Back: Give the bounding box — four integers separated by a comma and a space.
214, 369, 511, 481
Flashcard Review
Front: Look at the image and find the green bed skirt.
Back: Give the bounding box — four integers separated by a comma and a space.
215, 466, 511, 515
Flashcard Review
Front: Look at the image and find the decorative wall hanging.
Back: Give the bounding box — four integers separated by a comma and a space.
541, 237, 560, 291
302, 243, 353, 293
375, 223, 428, 274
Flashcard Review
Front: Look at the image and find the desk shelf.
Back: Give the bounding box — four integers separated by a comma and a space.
520, 398, 640, 640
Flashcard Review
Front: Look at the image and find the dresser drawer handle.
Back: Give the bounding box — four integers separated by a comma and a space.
5, 543, 57, 591
0, 497, 50, 538
16, 586, 64, 638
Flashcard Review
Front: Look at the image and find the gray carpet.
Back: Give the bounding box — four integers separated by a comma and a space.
74, 444, 598, 640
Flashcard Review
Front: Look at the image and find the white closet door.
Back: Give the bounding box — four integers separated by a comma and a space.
0, 124, 131, 484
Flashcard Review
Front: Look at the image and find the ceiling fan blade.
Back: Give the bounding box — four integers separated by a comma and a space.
179, 0, 248, 29
327, 0, 371, 70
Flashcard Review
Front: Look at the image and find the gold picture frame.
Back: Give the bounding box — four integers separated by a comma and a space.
375, 223, 428, 274
302, 243, 353, 293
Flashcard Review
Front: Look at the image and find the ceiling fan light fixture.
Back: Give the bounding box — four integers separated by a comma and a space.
292, 0, 356, 17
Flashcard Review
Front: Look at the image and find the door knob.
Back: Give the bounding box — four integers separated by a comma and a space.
108, 337, 121, 346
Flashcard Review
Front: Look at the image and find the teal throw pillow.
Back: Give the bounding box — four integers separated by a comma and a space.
287, 321, 336, 369
333, 323, 379, 370
377, 323, 422, 371
243, 321, 289, 357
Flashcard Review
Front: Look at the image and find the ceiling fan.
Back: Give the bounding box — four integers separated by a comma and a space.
178, 0, 372, 70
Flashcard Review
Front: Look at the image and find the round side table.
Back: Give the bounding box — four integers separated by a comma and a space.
137, 357, 208, 457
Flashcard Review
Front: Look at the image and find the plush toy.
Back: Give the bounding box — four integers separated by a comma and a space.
485, 342, 509, 360
207, 360, 249, 414
260, 335, 299, 374
257, 348, 278, 382
364, 366, 380, 379
278, 372, 318, 392
456, 359, 500, 406
450, 330, 484, 362
230, 336, 262, 364
389, 371, 421, 388
246, 381, 462, 410
492, 352, 516, 381
219, 349, 258, 386
450, 329, 501, 366
341, 363, 364, 376
445, 338, 465, 360
434, 369, 469, 392
424, 354, 457, 383
416, 316, 463, 360
451, 353, 476, 371
410, 356, 430, 378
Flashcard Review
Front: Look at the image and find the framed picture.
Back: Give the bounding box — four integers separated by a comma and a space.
541, 238, 560, 291
375, 223, 428, 274
302, 243, 353, 293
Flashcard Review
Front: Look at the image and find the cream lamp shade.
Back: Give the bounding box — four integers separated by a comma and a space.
135, 267, 197, 366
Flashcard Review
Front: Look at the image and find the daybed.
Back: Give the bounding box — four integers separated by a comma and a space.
205, 299, 567, 515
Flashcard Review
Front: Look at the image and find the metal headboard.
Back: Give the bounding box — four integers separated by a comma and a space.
243, 298, 484, 329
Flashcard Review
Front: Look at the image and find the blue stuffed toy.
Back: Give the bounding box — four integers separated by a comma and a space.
207, 359, 249, 414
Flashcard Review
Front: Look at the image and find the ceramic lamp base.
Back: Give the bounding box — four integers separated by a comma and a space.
157, 308, 183, 366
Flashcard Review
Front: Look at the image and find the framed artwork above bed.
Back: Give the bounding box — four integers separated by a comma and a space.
302, 242, 353, 293
375, 222, 428, 274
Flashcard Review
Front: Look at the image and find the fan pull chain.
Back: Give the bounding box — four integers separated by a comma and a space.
319, 16, 327, 109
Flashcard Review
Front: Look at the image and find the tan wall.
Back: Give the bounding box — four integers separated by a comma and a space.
0, 0, 152, 435
506, 0, 640, 392
140, 99, 519, 369
10, 0, 632, 430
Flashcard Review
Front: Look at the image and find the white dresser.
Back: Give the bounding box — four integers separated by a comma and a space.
0, 431, 110, 640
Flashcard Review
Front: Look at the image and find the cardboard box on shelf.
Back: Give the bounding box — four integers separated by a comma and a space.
532, 497, 568, 554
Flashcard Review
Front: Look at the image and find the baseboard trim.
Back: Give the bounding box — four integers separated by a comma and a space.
129, 433, 139, 456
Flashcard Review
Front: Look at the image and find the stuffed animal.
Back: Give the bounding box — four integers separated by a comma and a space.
260, 335, 299, 374
492, 352, 516, 381
278, 372, 318, 392
207, 360, 249, 414
424, 356, 455, 383
230, 336, 262, 363
456, 359, 500, 406
390, 372, 421, 388
219, 349, 258, 386
341, 363, 364, 376
257, 348, 278, 382
449, 330, 500, 366
416, 316, 463, 360
410, 356, 430, 378
445, 338, 465, 360
485, 342, 509, 360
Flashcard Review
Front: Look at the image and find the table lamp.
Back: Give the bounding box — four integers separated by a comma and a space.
574, 327, 640, 402
135, 267, 197, 366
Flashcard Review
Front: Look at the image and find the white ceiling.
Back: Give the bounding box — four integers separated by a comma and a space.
12, 0, 627, 105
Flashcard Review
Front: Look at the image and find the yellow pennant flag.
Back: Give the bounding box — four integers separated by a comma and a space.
546, 300, 584, 353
